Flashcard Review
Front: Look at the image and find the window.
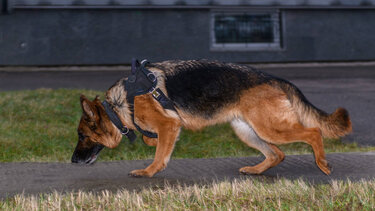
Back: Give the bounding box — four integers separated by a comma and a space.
211, 10, 282, 51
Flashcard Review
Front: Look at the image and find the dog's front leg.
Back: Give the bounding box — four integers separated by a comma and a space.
129, 120, 181, 177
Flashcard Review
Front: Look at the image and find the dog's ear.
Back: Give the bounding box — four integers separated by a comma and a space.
80, 94, 95, 120
93, 95, 101, 104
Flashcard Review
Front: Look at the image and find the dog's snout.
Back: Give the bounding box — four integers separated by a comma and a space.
71, 152, 84, 164
71, 154, 79, 163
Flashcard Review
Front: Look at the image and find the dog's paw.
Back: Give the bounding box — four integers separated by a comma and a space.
128, 169, 153, 178
239, 166, 263, 175
316, 159, 332, 175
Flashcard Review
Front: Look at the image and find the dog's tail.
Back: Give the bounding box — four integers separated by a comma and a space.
278, 80, 352, 139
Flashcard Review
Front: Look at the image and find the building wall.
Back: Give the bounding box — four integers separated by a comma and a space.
0, 8, 375, 65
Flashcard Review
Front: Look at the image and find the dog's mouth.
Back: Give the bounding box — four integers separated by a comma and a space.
72, 144, 104, 165
85, 144, 104, 165
85, 153, 99, 164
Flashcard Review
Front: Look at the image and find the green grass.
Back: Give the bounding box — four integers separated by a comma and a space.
1, 178, 374, 210
0, 89, 373, 162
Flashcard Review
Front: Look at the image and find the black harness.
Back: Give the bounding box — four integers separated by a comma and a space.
102, 59, 176, 143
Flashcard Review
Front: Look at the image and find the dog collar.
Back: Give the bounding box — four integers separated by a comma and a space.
102, 100, 137, 143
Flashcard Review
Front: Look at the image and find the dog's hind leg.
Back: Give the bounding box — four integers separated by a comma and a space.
239, 95, 330, 175
252, 123, 331, 175
231, 119, 285, 175
236, 87, 330, 175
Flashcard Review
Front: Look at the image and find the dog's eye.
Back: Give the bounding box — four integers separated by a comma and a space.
78, 132, 86, 141
88, 122, 97, 131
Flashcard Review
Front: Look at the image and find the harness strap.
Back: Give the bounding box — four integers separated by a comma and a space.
150, 88, 176, 111
102, 100, 137, 143
101, 59, 172, 143
124, 59, 176, 139
126, 96, 158, 138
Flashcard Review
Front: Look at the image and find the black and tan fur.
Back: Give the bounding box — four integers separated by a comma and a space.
72, 60, 352, 177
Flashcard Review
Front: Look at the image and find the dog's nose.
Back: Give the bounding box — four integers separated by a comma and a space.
71, 154, 79, 163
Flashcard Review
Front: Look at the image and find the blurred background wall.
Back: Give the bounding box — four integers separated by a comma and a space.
1, 0, 375, 65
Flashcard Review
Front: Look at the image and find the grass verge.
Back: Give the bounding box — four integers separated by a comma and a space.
1, 178, 374, 210
0, 89, 374, 162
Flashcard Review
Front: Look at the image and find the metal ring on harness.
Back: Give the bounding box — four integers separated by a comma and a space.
121, 127, 130, 135
141, 59, 148, 65
147, 72, 156, 82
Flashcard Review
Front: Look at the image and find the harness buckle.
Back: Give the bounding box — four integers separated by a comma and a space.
149, 87, 161, 98
152, 89, 160, 98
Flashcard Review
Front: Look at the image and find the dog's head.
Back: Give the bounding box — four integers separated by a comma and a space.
71, 95, 123, 164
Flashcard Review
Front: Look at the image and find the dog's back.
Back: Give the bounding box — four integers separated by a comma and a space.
154, 60, 273, 117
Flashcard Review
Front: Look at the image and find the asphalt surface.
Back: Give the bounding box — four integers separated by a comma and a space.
0, 64, 374, 198
1, 152, 375, 199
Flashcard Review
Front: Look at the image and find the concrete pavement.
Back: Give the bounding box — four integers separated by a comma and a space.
1, 152, 375, 199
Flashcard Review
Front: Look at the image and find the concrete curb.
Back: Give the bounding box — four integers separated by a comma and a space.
1, 61, 375, 72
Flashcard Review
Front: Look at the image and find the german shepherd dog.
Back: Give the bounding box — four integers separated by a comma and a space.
72, 60, 352, 177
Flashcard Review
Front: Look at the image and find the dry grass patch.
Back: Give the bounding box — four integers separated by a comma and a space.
1, 178, 374, 210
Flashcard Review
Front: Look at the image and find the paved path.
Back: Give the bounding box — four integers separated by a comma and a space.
1, 152, 375, 199
0, 64, 374, 146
